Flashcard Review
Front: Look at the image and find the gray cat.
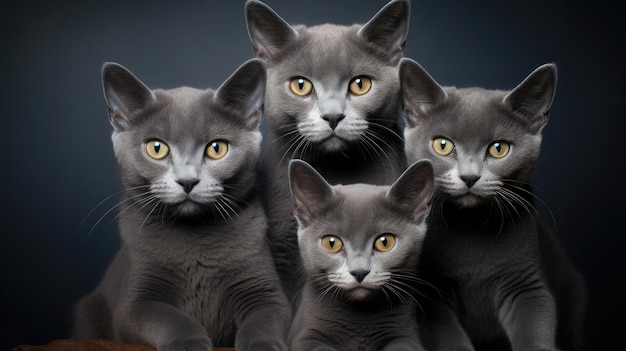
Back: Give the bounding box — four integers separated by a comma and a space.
287, 159, 434, 351
400, 58, 587, 350
72, 59, 291, 351
245, 0, 410, 305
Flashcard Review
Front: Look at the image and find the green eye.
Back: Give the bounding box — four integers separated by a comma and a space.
374, 234, 396, 252
146, 140, 169, 160
488, 141, 510, 158
348, 76, 372, 95
206, 140, 228, 160
433, 137, 454, 156
321, 235, 343, 253
289, 77, 313, 96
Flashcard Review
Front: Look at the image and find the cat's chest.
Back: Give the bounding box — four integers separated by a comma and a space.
302, 297, 419, 349
421, 218, 538, 282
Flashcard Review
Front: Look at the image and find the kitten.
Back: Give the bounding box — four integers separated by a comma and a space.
72, 59, 291, 351
245, 0, 410, 304
400, 58, 587, 351
287, 159, 434, 351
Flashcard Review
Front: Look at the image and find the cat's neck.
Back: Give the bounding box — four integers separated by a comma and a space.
267, 122, 407, 185
303, 281, 408, 312
430, 187, 538, 231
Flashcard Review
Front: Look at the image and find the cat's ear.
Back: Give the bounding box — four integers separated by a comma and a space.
214, 58, 266, 130
102, 62, 156, 131
503, 63, 557, 134
289, 159, 336, 226
386, 159, 434, 225
400, 58, 447, 128
358, 0, 410, 63
245, 0, 299, 60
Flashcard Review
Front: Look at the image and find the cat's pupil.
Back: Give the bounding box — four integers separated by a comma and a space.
328, 237, 337, 247
438, 140, 447, 150
354, 78, 363, 89
297, 79, 305, 90
211, 142, 220, 153
493, 142, 501, 152
154, 142, 161, 153
379, 236, 388, 247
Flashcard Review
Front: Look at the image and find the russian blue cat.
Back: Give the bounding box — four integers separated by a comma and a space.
288, 159, 434, 351
72, 59, 291, 351
245, 0, 410, 304
400, 57, 587, 351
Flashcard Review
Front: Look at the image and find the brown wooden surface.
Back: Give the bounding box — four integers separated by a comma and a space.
12, 339, 235, 351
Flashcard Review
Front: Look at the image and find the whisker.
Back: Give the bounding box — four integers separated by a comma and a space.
84, 190, 153, 240
77, 185, 150, 231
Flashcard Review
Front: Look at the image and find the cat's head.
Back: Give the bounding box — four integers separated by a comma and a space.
103, 59, 265, 220
400, 58, 556, 208
245, 0, 410, 154
289, 159, 434, 302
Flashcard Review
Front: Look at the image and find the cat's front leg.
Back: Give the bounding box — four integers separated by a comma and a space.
382, 337, 426, 351
115, 300, 212, 351
233, 294, 291, 351
419, 301, 474, 351
498, 286, 559, 351
289, 339, 339, 351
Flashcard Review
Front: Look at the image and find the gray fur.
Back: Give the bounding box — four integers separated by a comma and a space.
245, 0, 410, 305
72, 59, 291, 351
400, 58, 587, 351
287, 159, 434, 351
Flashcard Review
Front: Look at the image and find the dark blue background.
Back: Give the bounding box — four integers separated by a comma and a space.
2, 0, 623, 349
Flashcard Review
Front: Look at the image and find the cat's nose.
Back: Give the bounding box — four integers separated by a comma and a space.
460, 175, 480, 188
322, 114, 345, 130
177, 178, 200, 193
350, 269, 370, 283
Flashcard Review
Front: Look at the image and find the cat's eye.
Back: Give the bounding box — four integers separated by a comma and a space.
348, 76, 372, 96
146, 140, 170, 160
432, 137, 454, 156
206, 140, 229, 160
488, 141, 510, 158
289, 77, 313, 96
321, 235, 344, 253
374, 234, 396, 252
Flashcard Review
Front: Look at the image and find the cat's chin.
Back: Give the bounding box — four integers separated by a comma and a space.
168, 200, 206, 217
314, 135, 347, 152
450, 193, 488, 208
344, 287, 379, 301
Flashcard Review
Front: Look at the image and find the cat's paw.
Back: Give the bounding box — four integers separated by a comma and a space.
239, 338, 288, 351
158, 337, 213, 351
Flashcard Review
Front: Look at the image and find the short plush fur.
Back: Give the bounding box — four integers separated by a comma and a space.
245, 0, 410, 305
400, 58, 587, 351
72, 59, 291, 351
287, 159, 434, 351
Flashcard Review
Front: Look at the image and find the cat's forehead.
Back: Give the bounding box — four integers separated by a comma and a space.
277, 24, 391, 79
432, 87, 522, 140
137, 87, 236, 141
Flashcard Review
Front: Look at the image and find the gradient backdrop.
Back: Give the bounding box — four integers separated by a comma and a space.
2, 0, 623, 349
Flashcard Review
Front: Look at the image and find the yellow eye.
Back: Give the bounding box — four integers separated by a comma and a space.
321, 235, 343, 253
488, 141, 510, 158
206, 140, 229, 160
146, 140, 169, 160
373, 234, 396, 252
289, 77, 313, 96
348, 76, 372, 95
433, 137, 454, 156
